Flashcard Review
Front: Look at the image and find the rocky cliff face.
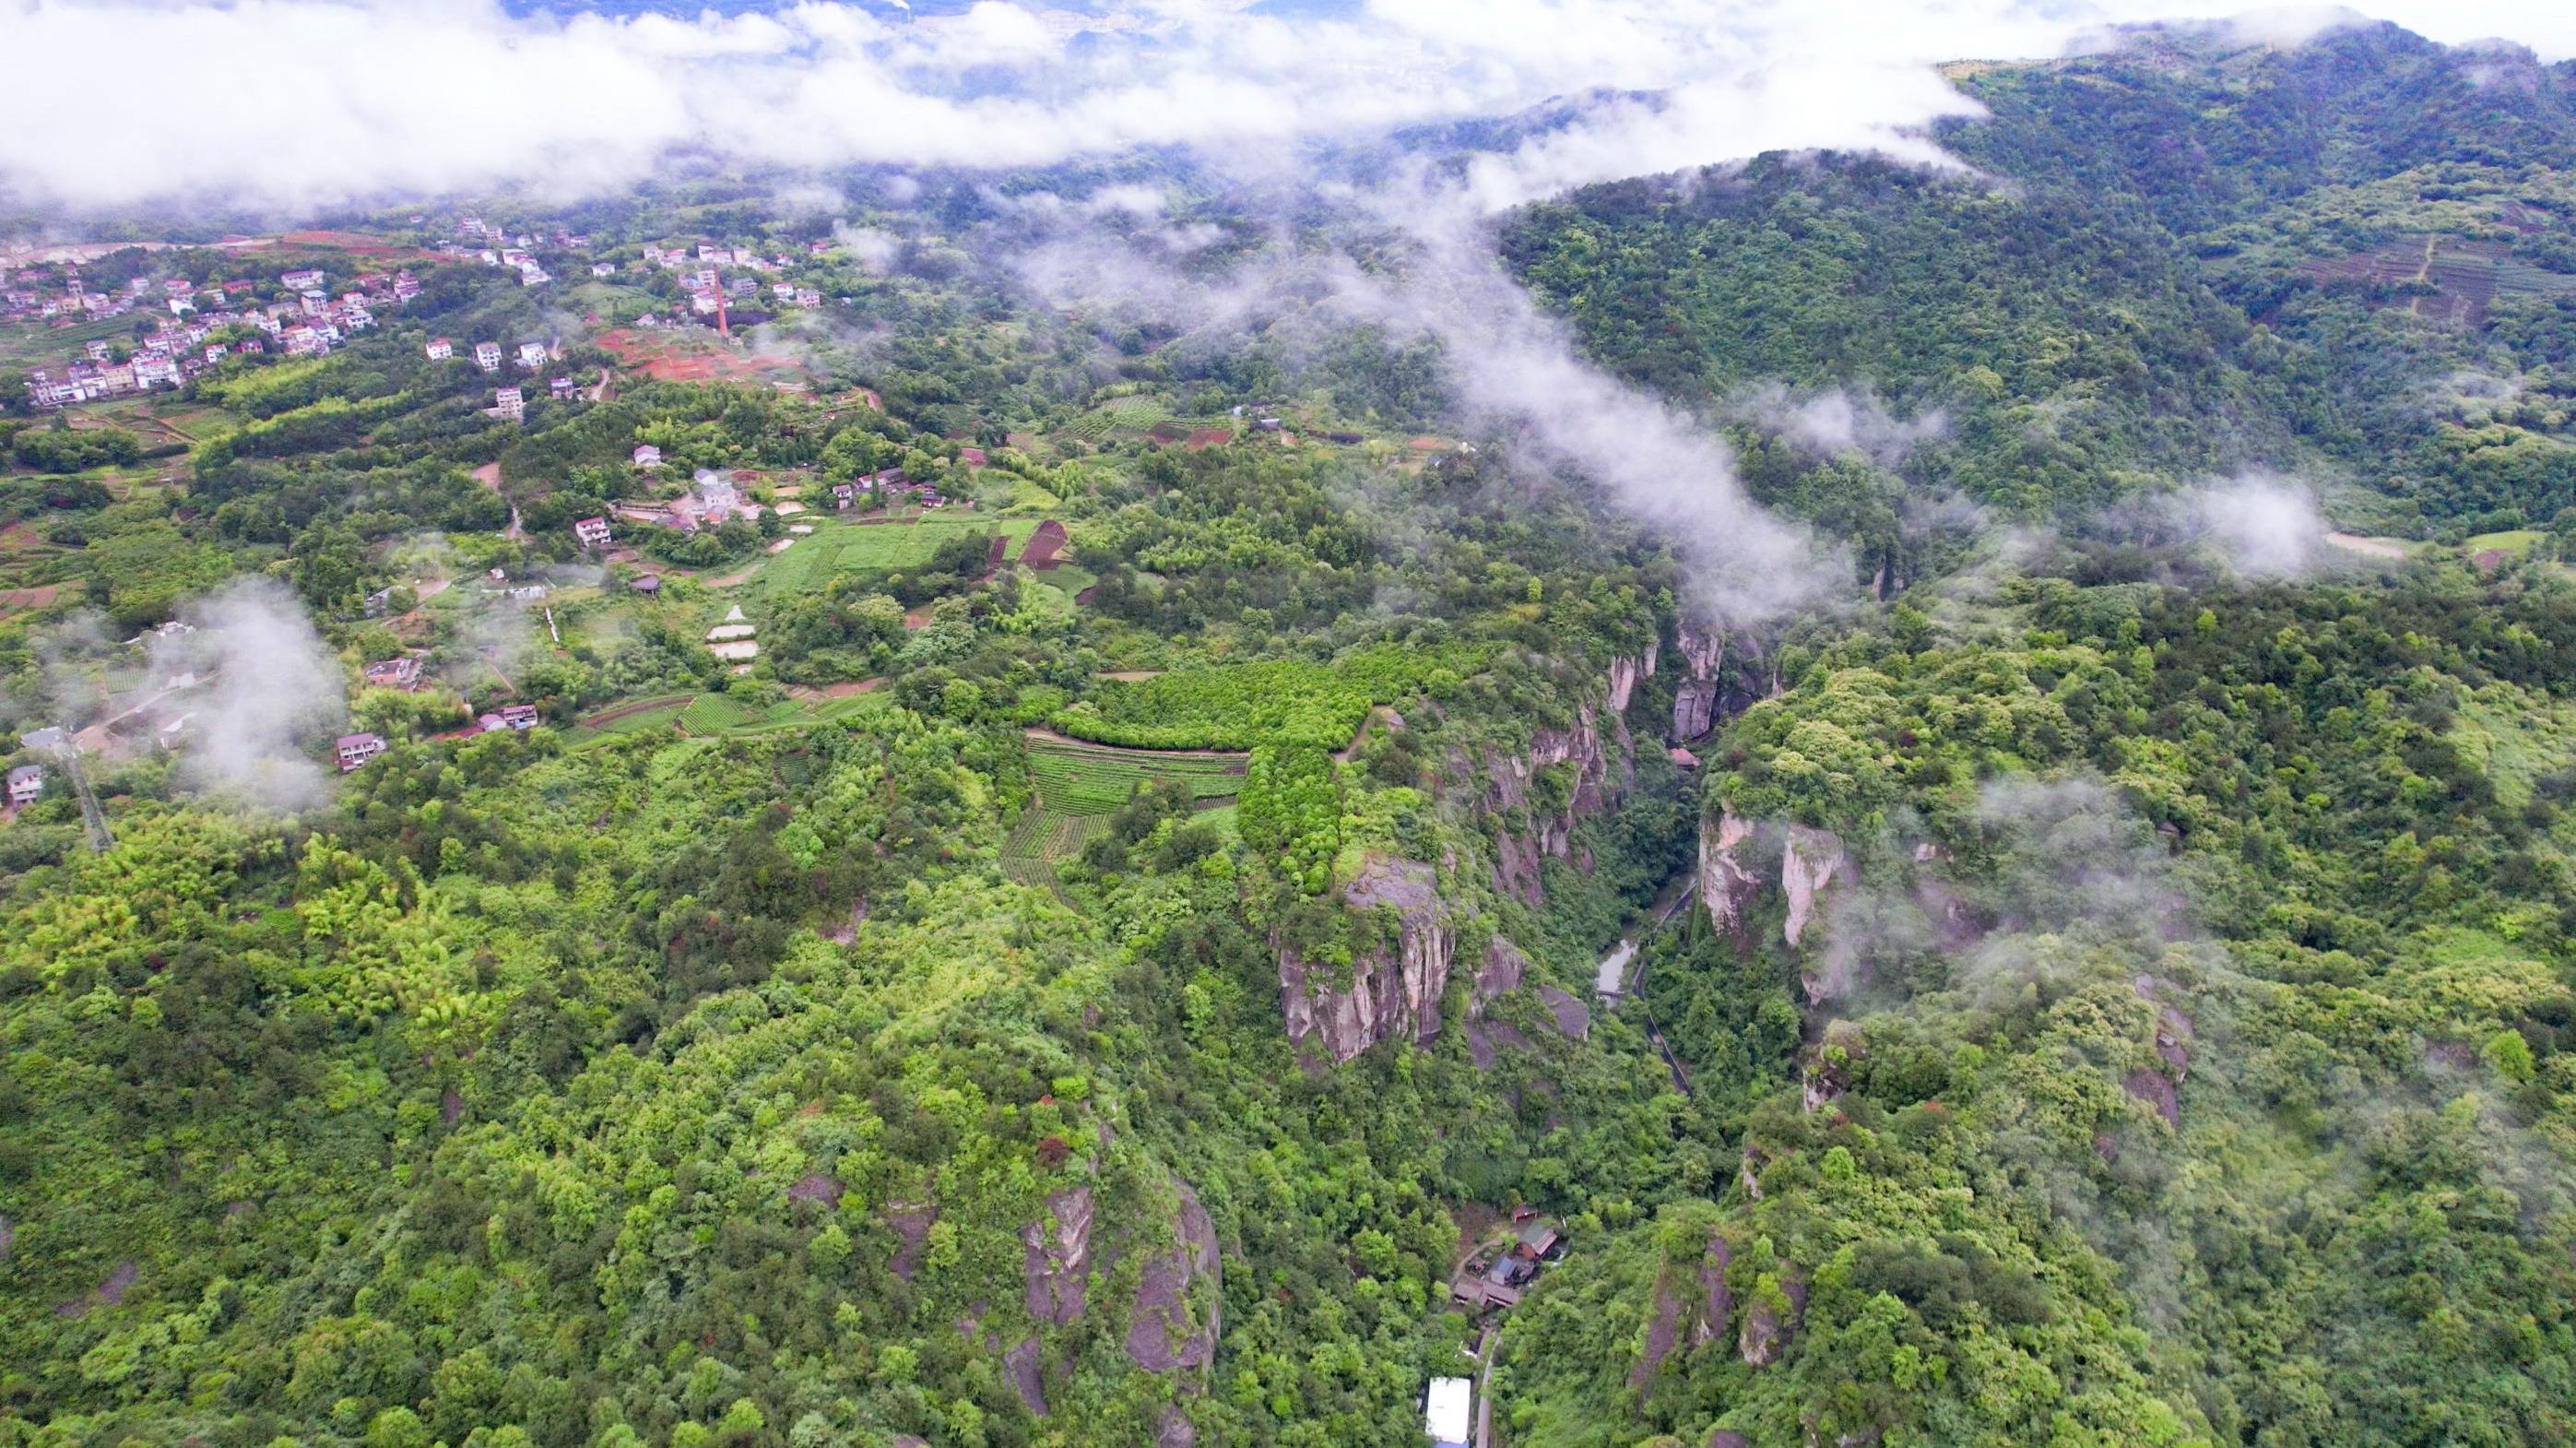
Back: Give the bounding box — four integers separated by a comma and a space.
1698, 808, 1762, 941
1125, 1183, 1221, 1373
1278, 857, 1454, 1063
1672, 622, 1726, 741
1780, 825, 1849, 949
1608, 635, 1660, 713
1631, 1232, 1736, 1388
1486, 703, 1632, 907
1696, 812, 1854, 955
1021, 1184, 1093, 1326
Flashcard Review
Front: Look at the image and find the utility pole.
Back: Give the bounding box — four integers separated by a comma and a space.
22, 726, 112, 853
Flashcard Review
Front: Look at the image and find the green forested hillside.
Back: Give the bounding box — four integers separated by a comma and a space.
7, 18, 2576, 1448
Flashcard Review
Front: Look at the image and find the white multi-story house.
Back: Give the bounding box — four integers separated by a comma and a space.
425, 337, 453, 361
494, 386, 524, 421
474, 341, 502, 372
516, 341, 549, 370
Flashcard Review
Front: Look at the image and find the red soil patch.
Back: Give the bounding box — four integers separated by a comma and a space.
0, 586, 64, 610
277, 230, 421, 255
788, 679, 883, 702
1184, 428, 1232, 449
596, 327, 802, 385
1020, 520, 1069, 569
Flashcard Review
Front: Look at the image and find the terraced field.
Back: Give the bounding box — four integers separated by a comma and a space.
1028, 741, 1245, 813
1002, 741, 1247, 888
2299, 236, 2576, 326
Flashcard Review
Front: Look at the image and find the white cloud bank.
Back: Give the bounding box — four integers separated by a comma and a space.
0, 1, 2568, 216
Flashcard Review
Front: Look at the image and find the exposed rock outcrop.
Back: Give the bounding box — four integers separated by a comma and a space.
1474, 937, 1529, 1005
1279, 857, 1454, 1064
1493, 829, 1546, 908
1780, 825, 1849, 949
2134, 974, 2194, 1074
2124, 1068, 2180, 1127
1609, 635, 1660, 713
1539, 986, 1590, 1040
1155, 1406, 1198, 1448
1022, 1185, 1094, 1325
1005, 1336, 1049, 1416
1632, 1281, 1687, 1388
886, 1199, 937, 1282
1464, 1019, 1530, 1070
1740, 1273, 1805, 1368
1671, 623, 1727, 740
1483, 703, 1631, 907
1126, 1184, 1221, 1373
1693, 1237, 1734, 1348
1699, 809, 1762, 941
1634, 1233, 1736, 1388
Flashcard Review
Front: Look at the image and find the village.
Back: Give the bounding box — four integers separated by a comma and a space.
6, 213, 844, 413
8, 260, 412, 408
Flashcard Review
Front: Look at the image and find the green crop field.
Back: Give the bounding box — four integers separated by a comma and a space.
2465, 528, 2546, 559
750, 516, 1046, 597
672, 690, 888, 738
1049, 642, 1487, 750
1027, 741, 1245, 815
0, 314, 136, 371
1001, 744, 1245, 892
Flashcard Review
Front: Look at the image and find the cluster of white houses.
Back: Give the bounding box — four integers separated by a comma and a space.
18, 266, 418, 408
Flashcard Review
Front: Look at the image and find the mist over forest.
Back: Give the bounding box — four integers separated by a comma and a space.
5, 5, 2576, 1448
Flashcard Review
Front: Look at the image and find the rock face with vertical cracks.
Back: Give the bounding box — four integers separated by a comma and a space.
1278, 856, 1454, 1063
1021, 1184, 1093, 1326
1484, 703, 1627, 907
1699, 808, 1763, 941
1126, 1183, 1221, 1373
1780, 825, 1849, 949
1608, 635, 1659, 712
1672, 621, 1727, 740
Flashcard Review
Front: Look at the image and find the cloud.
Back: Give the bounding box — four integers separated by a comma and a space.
152, 577, 348, 813
2186, 472, 2329, 577
5, 1, 2569, 217
1334, 196, 1837, 623
829, 221, 904, 274
1733, 384, 1949, 466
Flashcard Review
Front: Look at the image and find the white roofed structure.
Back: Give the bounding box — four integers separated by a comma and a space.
1424, 1377, 1471, 1448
